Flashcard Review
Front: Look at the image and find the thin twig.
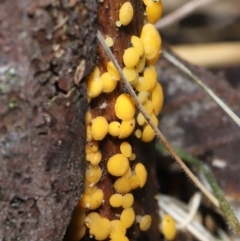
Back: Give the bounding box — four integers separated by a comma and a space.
156, 0, 216, 30
162, 50, 240, 128
97, 30, 219, 208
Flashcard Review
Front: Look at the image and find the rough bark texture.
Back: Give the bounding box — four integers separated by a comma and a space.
0, 0, 97, 240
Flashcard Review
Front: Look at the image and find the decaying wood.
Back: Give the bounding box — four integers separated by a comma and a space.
0, 0, 97, 240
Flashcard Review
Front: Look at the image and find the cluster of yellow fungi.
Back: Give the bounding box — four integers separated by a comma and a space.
69, 1, 167, 241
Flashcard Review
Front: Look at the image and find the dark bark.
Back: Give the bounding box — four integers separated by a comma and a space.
0, 0, 97, 240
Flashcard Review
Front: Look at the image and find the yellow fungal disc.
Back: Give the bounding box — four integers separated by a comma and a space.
134, 129, 142, 139
101, 72, 118, 93
85, 212, 100, 228
115, 20, 122, 27
119, 118, 136, 139
114, 177, 132, 194
119, 2, 134, 26
110, 236, 129, 241
85, 140, 99, 154
91, 116, 109, 141
120, 142, 132, 158
129, 153, 136, 161
86, 125, 92, 141
88, 66, 100, 79
115, 94, 135, 121
80, 189, 103, 210
105, 35, 114, 47
84, 180, 97, 195
143, 100, 154, 114
150, 112, 159, 126
146, 1, 163, 24
139, 215, 152, 231
135, 163, 147, 188
109, 121, 121, 137
109, 194, 123, 207
107, 154, 129, 177
131, 36, 144, 56
123, 67, 138, 85
122, 167, 132, 178
122, 193, 134, 208
140, 23, 161, 64
107, 61, 121, 81
85, 164, 102, 184
135, 76, 150, 92
137, 113, 146, 126
123, 47, 140, 68
137, 91, 149, 104
136, 55, 146, 73
86, 151, 102, 165
160, 214, 177, 241
87, 77, 103, 98
142, 124, 155, 142
85, 111, 92, 124
129, 175, 140, 189
110, 220, 127, 239
87, 215, 111, 240
120, 208, 135, 228
151, 82, 164, 115
143, 65, 157, 91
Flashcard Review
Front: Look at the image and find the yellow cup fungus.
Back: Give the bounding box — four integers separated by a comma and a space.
87, 77, 103, 98
85, 212, 111, 240
143, 65, 157, 91
122, 193, 134, 208
107, 153, 129, 177
123, 67, 138, 84
137, 91, 149, 104
101, 72, 118, 93
110, 220, 127, 239
129, 153, 136, 161
129, 175, 140, 189
141, 124, 155, 143
114, 177, 132, 194
146, 1, 163, 24
131, 36, 144, 56
151, 82, 164, 115
122, 167, 132, 179
139, 215, 152, 231
123, 47, 140, 69
120, 142, 132, 158
137, 113, 146, 126
120, 208, 135, 228
84, 180, 97, 195
160, 214, 177, 241
135, 76, 150, 92
91, 116, 109, 141
115, 94, 135, 121
109, 121, 121, 137
85, 111, 92, 124
86, 151, 102, 165
134, 129, 142, 139
119, 2, 134, 26
110, 194, 123, 207
105, 35, 114, 47
80, 189, 104, 210
107, 61, 121, 81
85, 164, 102, 184
140, 23, 161, 64
119, 118, 136, 139
136, 55, 146, 73
135, 163, 147, 188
